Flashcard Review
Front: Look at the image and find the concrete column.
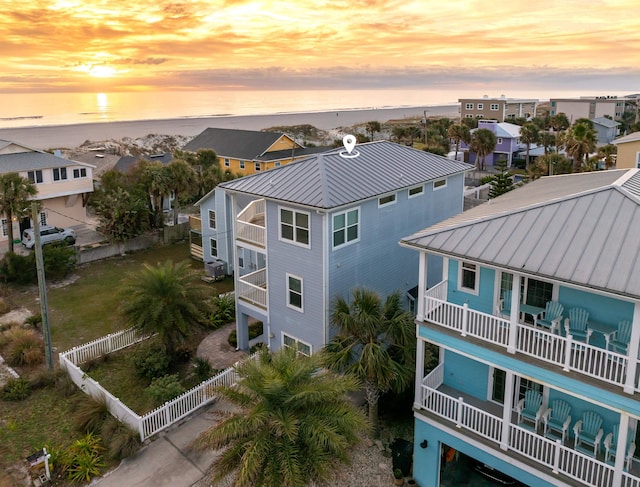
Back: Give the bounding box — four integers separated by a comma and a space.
624, 302, 640, 394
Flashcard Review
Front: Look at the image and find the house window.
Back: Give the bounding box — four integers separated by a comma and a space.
240, 160, 246, 169
477, 103, 484, 110
286, 274, 303, 311
53, 167, 67, 181
459, 261, 478, 293
210, 238, 218, 257
465, 103, 474, 110
408, 185, 424, 198
255, 162, 261, 172
378, 193, 396, 207
39, 212, 47, 226
1, 219, 7, 238
433, 178, 447, 190
208, 210, 216, 229
27, 170, 43, 184
274, 161, 281, 167
280, 208, 310, 246
465, 114, 474, 118
283, 333, 311, 356
333, 208, 359, 248
73, 168, 87, 178
497, 138, 503, 144
490, 104, 499, 111
636, 152, 640, 169
238, 247, 245, 268
224, 158, 230, 167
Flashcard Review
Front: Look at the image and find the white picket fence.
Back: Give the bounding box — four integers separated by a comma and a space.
59, 327, 249, 441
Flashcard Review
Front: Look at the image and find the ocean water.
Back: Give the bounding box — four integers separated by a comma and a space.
0, 88, 632, 129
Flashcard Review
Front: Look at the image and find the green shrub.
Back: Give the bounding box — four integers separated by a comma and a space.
227, 321, 263, 348
74, 394, 110, 433
0, 252, 36, 284
192, 356, 214, 382
131, 342, 172, 380
101, 416, 141, 460
66, 433, 105, 483
43, 243, 77, 280
147, 374, 184, 404
210, 294, 235, 328
25, 313, 43, 328
4, 327, 44, 367
479, 175, 496, 185
0, 378, 31, 401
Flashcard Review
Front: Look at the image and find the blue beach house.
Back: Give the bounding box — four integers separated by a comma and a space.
400, 169, 640, 487
198, 140, 471, 354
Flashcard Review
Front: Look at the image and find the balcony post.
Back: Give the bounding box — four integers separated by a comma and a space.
623, 303, 640, 394
552, 440, 561, 474
416, 252, 427, 322
461, 303, 468, 337
563, 333, 572, 372
507, 275, 521, 354
500, 370, 514, 450
456, 397, 464, 428
612, 413, 630, 486
414, 338, 425, 407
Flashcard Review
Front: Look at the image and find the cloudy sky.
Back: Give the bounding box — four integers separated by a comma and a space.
1, 0, 639, 93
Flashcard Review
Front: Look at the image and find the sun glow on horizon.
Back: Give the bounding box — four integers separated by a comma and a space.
89, 65, 116, 78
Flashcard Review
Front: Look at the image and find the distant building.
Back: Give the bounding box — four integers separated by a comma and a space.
459, 96, 538, 122
549, 96, 635, 123
460, 120, 522, 168
591, 117, 621, 146
613, 131, 640, 169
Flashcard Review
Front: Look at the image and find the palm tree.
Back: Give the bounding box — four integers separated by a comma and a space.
0, 173, 37, 253
598, 144, 617, 169
165, 159, 196, 225
139, 161, 172, 227
365, 120, 381, 141
565, 121, 597, 172
520, 122, 540, 170
194, 348, 368, 487
324, 289, 415, 437
550, 113, 571, 132
392, 126, 407, 144
447, 124, 471, 160
470, 128, 497, 171
119, 260, 211, 353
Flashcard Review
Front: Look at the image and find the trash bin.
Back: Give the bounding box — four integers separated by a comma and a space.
391, 438, 414, 477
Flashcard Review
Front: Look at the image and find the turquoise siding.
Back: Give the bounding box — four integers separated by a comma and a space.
414, 419, 556, 487
443, 350, 489, 399
447, 260, 496, 315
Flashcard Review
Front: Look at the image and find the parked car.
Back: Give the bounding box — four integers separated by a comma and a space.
22, 225, 76, 249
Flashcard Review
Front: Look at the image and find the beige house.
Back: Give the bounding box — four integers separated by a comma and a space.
459, 96, 538, 122
0, 139, 94, 244
613, 132, 640, 169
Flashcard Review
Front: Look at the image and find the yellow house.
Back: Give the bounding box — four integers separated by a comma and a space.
0, 139, 94, 244
613, 132, 640, 169
182, 128, 328, 176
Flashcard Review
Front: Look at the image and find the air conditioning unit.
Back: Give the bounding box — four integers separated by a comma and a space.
204, 259, 227, 280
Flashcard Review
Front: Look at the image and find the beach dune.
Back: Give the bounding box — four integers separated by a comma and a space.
0, 105, 458, 150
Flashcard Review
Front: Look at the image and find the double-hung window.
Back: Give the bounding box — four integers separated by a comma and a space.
53, 167, 67, 181
459, 261, 478, 293
27, 170, 43, 184
286, 274, 303, 311
333, 208, 359, 248
280, 208, 310, 246
490, 103, 499, 111
210, 238, 218, 257
208, 210, 216, 229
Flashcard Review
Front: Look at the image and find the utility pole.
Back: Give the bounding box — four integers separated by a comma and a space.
32, 202, 53, 370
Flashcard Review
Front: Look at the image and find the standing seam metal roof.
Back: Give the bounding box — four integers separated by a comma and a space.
218, 140, 472, 209
400, 169, 640, 299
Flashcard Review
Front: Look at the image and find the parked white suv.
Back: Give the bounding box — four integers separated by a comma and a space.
22, 225, 77, 249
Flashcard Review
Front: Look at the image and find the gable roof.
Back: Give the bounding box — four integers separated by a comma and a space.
182, 128, 296, 160
218, 140, 472, 209
0, 139, 94, 173
400, 169, 640, 299
472, 122, 520, 138
114, 153, 173, 172
592, 117, 620, 129
613, 132, 640, 145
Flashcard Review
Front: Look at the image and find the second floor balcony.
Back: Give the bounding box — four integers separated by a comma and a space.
237, 268, 267, 310
236, 199, 265, 248
421, 280, 639, 395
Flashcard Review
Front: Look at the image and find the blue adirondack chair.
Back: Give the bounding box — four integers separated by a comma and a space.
606, 320, 633, 354
564, 308, 592, 343
534, 301, 564, 334
573, 411, 604, 456
516, 389, 543, 431
604, 424, 636, 470
543, 399, 572, 442
498, 290, 513, 318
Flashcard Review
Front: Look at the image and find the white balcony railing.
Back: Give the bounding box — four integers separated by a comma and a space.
237, 268, 267, 309
236, 199, 265, 248
423, 288, 632, 391
418, 370, 623, 487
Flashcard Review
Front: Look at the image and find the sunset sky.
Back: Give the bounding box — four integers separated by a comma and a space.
1, 0, 639, 93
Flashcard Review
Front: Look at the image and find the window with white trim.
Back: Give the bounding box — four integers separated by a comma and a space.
465, 103, 474, 110
238, 247, 245, 268
333, 208, 359, 248
286, 274, 303, 311
465, 114, 474, 119
210, 238, 218, 257
27, 170, 43, 184
240, 160, 245, 169
378, 193, 396, 207
1, 219, 7, 238
433, 178, 447, 190
477, 103, 484, 110
283, 333, 311, 356
73, 168, 87, 178
408, 185, 423, 198
497, 138, 503, 144
39, 212, 47, 226
224, 158, 230, 167
53, 167, 68, 181
490, 104, 499, 111
255, 162, 261, 172
279, 208, 310, 246
274, 161, 281, 167
459, 261, 478, 293
208, 210, 216, 229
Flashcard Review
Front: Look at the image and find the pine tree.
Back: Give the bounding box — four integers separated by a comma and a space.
488, 159, 515, 199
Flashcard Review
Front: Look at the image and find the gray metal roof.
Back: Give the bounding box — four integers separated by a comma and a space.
182, 128, 295, 160
218, 140, 472, 209
400, 169, 640, 299
592, 117, 620, 128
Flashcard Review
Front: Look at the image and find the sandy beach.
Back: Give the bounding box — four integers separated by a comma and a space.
0, 105, 458, 150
